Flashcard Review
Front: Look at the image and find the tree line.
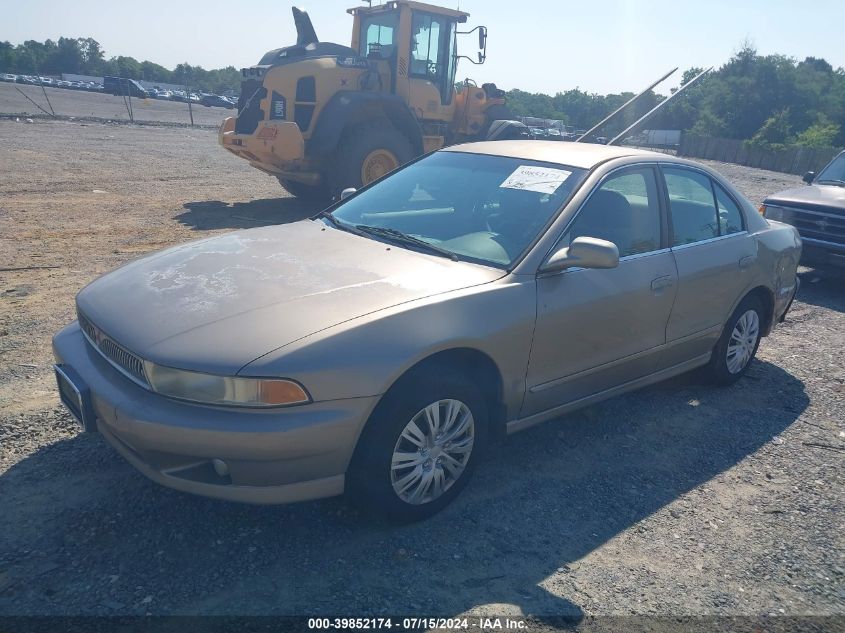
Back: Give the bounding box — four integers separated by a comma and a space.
0, 37, 240, 94
2, 37, 843, 148
504, 46, 845, 149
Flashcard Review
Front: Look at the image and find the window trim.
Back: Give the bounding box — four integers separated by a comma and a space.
543, 162, 668, 270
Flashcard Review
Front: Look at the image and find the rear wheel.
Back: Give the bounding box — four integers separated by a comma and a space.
347, 368, 487, 522
329, 123, 414, 197
704, 295, 765, 385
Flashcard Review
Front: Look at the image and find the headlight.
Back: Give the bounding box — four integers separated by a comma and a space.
759, 204, 783, 220
143, 362, 310, 407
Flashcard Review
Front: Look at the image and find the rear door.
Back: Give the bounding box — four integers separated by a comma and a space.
523, 164, 677, 416
659, 165, 756, 368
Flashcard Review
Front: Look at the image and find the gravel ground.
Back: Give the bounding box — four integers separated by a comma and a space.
0, 81, 231, 126
0, 115, 843, 625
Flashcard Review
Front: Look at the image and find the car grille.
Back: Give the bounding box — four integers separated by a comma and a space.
78, 311, 149, 386
773, 204, 845, 245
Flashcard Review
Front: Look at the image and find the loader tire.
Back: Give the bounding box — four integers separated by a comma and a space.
329, 123, 414, 196
277, 178, 331, 206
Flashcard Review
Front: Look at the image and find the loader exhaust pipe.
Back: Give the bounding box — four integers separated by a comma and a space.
292, 7, 319, 46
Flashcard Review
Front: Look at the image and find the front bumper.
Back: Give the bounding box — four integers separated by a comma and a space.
218, 117, 319, 185
52, 322, 378, 504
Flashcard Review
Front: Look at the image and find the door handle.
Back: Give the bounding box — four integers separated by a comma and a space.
739, 255, 757, 269
650, 275, 674, 291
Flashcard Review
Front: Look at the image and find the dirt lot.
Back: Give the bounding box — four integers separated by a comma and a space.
0, 116, 843, 624
0, 81, 230, 127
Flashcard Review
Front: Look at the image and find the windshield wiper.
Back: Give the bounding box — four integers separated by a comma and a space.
816, 179, 845, 187
354, 225, 459, 261
316, 210, 367, 236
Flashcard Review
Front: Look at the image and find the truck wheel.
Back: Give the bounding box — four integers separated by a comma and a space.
276, 178, 331, 205
329, 123, 414, 196
484, 103, 515, 125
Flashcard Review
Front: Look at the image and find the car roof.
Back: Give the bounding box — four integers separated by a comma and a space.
444, 140, 667, 169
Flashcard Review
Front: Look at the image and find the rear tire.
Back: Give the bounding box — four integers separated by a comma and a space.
328, 123, 414, 197
347, 368, 487, 523
704, 295, 765, 386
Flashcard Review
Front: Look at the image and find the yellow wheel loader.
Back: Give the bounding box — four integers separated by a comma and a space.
219, 1, 527, 200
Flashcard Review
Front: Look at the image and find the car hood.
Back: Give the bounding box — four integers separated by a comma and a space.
766, 184, 845, 213
76, 220, 504, 374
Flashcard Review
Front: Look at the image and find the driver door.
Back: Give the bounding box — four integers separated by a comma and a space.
522, 165, 678, 417
408, 11, 456, 118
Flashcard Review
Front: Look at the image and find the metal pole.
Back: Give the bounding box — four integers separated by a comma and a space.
185, 75, 194, 126
15, 86, 54, 117
37, 73, 55, 116
575, 67, 677, 142
607, 67, 713, 146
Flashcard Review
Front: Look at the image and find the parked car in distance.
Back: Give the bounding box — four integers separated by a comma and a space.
546, 128, 563, 140
53, 142, 801, 522
200, 94, 236, 108
761, 150, 845, 267
529, 127, 546, 138
103, 76, 149, 98
0, 73, 17, 82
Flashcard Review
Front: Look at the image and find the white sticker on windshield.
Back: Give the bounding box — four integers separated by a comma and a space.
500, 165, 572, 195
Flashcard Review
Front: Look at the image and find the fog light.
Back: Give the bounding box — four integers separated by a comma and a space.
212, 459, 229, 477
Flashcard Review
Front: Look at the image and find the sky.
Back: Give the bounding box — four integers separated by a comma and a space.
4, 0, 845, 95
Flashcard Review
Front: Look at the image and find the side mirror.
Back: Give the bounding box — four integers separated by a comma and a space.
541, 237, 619, 273
340, 187, 357, 200
479, 26, 487, 50
803, 171, 815, 184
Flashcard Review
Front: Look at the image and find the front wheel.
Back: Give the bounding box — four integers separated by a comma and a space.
276, 178, 331, 206
347, 369, 487, 522
328, 123, 414, 197
705, 295, 764, 385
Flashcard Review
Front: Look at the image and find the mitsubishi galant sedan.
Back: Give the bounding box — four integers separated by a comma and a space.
53, 142, 801, 521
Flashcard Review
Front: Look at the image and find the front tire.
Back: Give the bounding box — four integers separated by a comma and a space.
347, 368, 487, 522
705, 295, 764, 385
328, 123, 414, 197
276, 178, 331, 206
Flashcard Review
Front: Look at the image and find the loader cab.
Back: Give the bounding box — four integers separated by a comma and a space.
349, 1, 469, 121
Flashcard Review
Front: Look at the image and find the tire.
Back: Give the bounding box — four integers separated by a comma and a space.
347, 368, 488, 523
704, 295, 765, 385
276, 178, 331, 205
484, 103, 515, 125
328, 123, 414, 197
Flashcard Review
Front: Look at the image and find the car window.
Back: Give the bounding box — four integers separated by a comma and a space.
330, 152, 586, 267
562, 167, 662, 257
664, 168, 720, 246
713, 182, 744, 235
816, 152, 845, 184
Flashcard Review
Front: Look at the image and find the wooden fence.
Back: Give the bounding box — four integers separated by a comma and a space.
678, 134, 841, 176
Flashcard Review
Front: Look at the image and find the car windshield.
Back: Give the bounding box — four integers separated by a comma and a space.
328, 151, 586, 268
816, 153, 845, 184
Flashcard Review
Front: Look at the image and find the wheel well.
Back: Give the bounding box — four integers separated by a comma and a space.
308, 92, 423, 158
743, 286, 776, 336
386, 348, 506, 435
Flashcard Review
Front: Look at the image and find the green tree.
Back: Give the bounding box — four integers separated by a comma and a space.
795, 115, 840, 148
